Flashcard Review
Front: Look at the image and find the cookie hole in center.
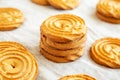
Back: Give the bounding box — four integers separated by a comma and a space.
11, 65, 15, 68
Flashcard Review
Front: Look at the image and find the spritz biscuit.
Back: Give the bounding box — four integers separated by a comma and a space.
59, 74, 96, 80
0, 42, 38, 80
31, 0, 49, 5
40, 14, 87, 42
41, 34, 86, 50
90, 38, 120, 68
48, 0, 79, 10
0, 8, 24, 31
40, 40, 85, 57
40, 47, 84, 63
96, 0, 120, 23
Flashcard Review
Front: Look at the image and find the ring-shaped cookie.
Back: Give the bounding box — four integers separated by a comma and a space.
0, 8, 24, 31
90, 38, 120, 68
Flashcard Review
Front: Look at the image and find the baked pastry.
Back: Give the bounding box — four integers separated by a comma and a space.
0, 41, 26, 51
40, 14, 87, 42
40, 47, 84, 63
40, 14, 87, 63
90, 38, 120, 68
41, 34, 86, 50
0, 42, 38, 80
96, 0, 120, 23
0, 8, 24, 31
31, 0, 49, 5
59, 74, 96, 80
41, 40, 85, 57
47, 0, 79, 10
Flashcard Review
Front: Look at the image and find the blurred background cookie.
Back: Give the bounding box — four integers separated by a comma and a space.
47, 0, 79, 10
31, 0, 49, 5
96, 0, 120, 23
59, 74, 96, 80
32, 0, 79, 10
90, 38, 120, 68
0, 8, 24, 31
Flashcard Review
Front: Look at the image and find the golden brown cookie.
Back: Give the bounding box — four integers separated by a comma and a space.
96, 0, 120, 23
40, 47, 84, 63
47, 0, 79, 10
41, 34, 86, 50
90, 38, 120, 68
31, 0, 49, 5
0, 41, 26, 51
59, 74, 96, 80
40, 14, 87, 42
41, 40, 85, 57
0, 42, 38, 80
0, 8, 24, 31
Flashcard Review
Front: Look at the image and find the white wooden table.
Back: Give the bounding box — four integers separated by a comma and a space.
0, 0, 120, 80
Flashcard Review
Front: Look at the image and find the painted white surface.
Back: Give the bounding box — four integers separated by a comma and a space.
0, 0, 120, 80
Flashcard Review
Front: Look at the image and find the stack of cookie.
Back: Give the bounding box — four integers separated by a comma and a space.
40, 14, 87, 63
31, 0, 79, 10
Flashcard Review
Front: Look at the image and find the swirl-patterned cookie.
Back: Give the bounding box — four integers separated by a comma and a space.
47, 0, 79, 10
31, 0, 49, 5
0, 8, 24, 31
96, 0, 120, 23
41, 34, 86, 50
40, 14, 87, 42
40, 47, 84, 63
0, 42, 26, 51
41, 40, 84, 57
59, 74, 96, 80
90, 38, 120, 68
0, 42, 38, 80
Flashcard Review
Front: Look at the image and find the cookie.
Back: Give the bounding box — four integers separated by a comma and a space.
31, 0, 49, 5
59, 74, 96, 80
41, 39, 85, 57
41, 34, 86, 50
96, 0, 120, 23
0, 41, 26, 51
47, 0, 79, 10
40, 14, 87, 42
0, 8, 24, 31
0, 42, 38, 80
40, 47, 84, 63
90, 38, 120, 68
